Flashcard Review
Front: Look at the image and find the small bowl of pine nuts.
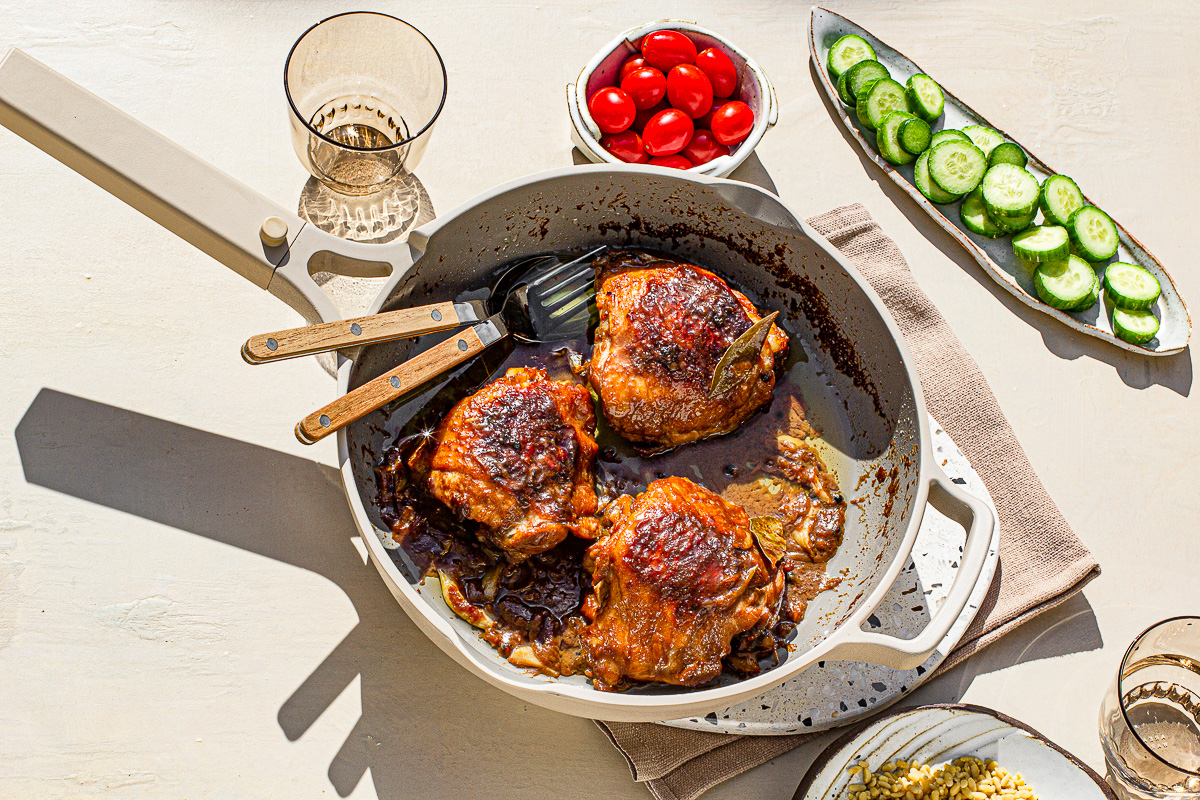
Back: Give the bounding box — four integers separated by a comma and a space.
793, 705, 1118, 800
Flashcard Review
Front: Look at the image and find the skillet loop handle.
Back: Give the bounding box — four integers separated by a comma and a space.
824, 463, 995, 671
295, 327, 491, 444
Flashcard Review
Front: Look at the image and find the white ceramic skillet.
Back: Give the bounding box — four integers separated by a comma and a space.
0, 50, 994, 723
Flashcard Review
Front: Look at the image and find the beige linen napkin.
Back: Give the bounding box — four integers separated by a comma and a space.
595, 204, 1101, 800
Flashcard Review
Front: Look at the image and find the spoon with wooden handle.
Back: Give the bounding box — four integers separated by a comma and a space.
242, 301, 490, 363
240, 252, 569, 364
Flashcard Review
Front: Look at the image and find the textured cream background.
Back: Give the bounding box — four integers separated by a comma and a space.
0, 1, 1196, 798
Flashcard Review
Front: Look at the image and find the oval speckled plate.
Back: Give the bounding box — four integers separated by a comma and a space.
793, 704, 1117, 800
660, 416, 1000, 735
809, 6, 1191, 357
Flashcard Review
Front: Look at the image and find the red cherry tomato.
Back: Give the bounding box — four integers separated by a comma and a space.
633, 100, 669, 132
619, 56, 647, 82
666, 64, 713, 119
588, 86, 636, 134
694, 102, 719, 130
640, 30, 697, 72
710, 100, 754, 146
649, 154, 693, 169
600, 130, 649, 164
681, 129, 730, 165
694, 47, 738, 98
620, 66, 667, 111
642, 108, 694, 156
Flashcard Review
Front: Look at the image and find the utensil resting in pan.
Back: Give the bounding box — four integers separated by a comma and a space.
294, 246, 601, 443
242, 246, 604, 443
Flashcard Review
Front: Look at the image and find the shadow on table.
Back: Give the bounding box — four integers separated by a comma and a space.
916, 589, 1103, 705
14, 389, 1105, 796
13, 388, 617, 799
807, 60, 1193, 398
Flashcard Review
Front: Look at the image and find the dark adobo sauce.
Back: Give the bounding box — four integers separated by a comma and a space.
373, 250, 846, 687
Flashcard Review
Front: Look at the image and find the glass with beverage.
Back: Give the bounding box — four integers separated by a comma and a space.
1100, 616, 1200, 799
284, 12, 447, 196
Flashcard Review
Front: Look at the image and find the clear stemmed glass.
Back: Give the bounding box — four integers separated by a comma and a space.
1100, 616, 1200, 799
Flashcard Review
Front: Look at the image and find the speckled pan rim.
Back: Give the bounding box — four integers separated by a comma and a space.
809, 6, 1191, 358
792, 703, 1119, 800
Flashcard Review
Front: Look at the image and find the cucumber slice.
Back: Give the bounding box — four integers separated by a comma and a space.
1103, 261, 1161, 310
1112, 307, 1159, 344
988, 142, 1027, 169
982, 164, 1040, 218
1074, 267, 1101, 311
859, 78, 908, 131
989, 206, 1036, 233
1039, 175, 1084, 227
1012, 225, 1070, 263
828, 34, 877, 79
905, 74, 944, 121
930, 129, 970, 148
835, 71, 855, 106
844, 60, 890, 104
914, 150, 962, 204
898, 117, 931, 155
1068, 205, 1119, 262
962, 125, 1005, 157
960, 187, 1005, 238
876, 111, 917, 165
1034, 254, 1098, 310
928, 139, 987, 195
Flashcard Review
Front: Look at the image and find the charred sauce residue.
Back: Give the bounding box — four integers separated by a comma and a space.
373, 249, 848, 688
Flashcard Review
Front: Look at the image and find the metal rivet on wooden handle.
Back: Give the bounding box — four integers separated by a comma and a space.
242, 301, 463, 364
295, 328, 488, 444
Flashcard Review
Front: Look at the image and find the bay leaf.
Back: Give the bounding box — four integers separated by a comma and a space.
708, 311, 778, 398
749, 515, 786, 568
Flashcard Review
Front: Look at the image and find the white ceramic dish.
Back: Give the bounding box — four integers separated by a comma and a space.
794, 704, 1117, 799
809, 6, 1191, 357
663, 416, 1000, 735
568, 19, 778, 177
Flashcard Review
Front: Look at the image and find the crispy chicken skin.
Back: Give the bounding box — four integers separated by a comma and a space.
588, 250, 789, 450
583, 477, 785, 690
412, 367, 600, 558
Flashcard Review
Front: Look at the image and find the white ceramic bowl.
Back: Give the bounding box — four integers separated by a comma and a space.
794, 704, 1117, 800
567, 20, 778, 177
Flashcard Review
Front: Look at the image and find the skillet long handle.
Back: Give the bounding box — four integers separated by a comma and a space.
0, 48, 303, 289
242, 301, 486, 364
295, 322, 502, 444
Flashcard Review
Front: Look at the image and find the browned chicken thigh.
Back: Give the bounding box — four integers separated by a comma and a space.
582, 477, 784, 690
589, 250, 788, 450
411, 367, 600, 558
